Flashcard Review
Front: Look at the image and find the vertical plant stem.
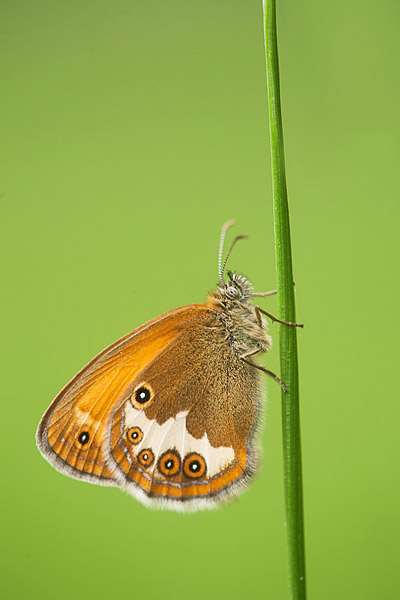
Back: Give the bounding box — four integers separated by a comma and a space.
263, 1, 306, 599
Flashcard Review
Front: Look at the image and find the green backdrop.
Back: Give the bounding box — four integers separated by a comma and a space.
1, 1, 399, 598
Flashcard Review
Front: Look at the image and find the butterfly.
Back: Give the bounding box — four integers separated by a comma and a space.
36, 220, 302, 511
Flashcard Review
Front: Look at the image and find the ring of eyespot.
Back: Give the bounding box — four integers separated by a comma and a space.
183, 453, 207, 479
130, 383, 154, 409
157, 450, 181, 477
127, 426, 143, 445
137, 448, 155, 468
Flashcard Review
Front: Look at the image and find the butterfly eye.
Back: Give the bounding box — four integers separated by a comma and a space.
137, 448, 155, 468
126, 427, 143, 445
77, 431, 90, 446
131, 384, 154, 408
158, 450, 181, 477
183, 453, 207, 479
226, 286, 238, 299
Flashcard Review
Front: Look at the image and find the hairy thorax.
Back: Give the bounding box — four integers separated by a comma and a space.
206, 272, 272, 356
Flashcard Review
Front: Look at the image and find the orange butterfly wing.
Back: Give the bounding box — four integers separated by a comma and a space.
38, 303, 262, 510
107, 308, 261, 509
36, 305, 210, 486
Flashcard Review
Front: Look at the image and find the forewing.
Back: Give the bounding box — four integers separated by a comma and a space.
36, 305, 211, 485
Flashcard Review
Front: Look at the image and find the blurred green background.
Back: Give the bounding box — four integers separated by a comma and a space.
1, 1, 399, 598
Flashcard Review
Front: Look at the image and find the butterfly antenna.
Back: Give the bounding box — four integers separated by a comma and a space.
218, 220, 235, 283
220, 234, 248, 282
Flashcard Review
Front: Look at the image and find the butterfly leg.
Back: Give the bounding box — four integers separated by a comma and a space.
252, 281, 296, 298
255, 305, 304, 328
240, 348, 287, 392
252, 289, 277, 297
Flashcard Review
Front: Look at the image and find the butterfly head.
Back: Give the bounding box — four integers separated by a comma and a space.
218, 271, 254, 304
206, 271, 255, 315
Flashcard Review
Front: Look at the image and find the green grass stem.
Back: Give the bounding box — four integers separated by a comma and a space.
262, 1, 307, 598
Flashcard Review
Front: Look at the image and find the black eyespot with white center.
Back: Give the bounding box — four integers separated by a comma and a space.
189, 460, 201, 473
138, 448, 155, 468
131, 384, 154, 408
78, 431, 90, 445
136, 387, 150, 403
183, 452, 207, 479
126, 427, 143, 445
158, 449, 181, 477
